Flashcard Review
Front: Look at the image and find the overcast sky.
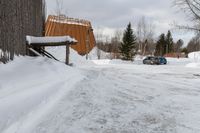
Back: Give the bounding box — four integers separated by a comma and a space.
46, 0, 194, 44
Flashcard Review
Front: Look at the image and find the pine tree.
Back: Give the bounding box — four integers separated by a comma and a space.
166, 30, 174, 53
155, 33, 166, 56
119, 23, 136, 60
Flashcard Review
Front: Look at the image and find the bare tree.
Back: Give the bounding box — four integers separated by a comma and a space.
94, 28, 104, 59
55, 0, 64, 16
174, 39, 184, 52
136, 16, 156, 56
187, 35, 200, 52
137, 17, 144, 53
174, 0, 200, 31
110, 30, 122, 59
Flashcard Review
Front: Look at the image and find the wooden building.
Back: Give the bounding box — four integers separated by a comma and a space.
45, 15, 96, 55
0, 0, 45, 63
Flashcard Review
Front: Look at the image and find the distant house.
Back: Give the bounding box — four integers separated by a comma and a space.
45, 15, 96, 55
164, 53, 186, 58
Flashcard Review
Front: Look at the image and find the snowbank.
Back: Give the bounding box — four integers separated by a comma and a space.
0, 56, 84, 132
188, 51, 200, 61
185, 51, 200, 68
88, 47, 111, 60
46, 46, 117, 65
45, 46, 89, 66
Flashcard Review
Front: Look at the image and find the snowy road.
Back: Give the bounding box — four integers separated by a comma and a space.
28, 61, 200, 132
1, 58, 200, 133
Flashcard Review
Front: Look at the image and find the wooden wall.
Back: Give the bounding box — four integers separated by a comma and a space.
45, 15, 95, 55
0, 0, 45, 62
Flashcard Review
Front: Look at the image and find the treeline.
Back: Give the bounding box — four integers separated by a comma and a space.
96, 17, 157, 58
95, 17, 184, 59
155, 31, 184, 56
186, 35, 200, 53
0, 0, 46, 63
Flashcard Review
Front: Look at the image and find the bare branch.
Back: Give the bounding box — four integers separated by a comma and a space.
187, 0, 200, 20
174, 23, 200, 32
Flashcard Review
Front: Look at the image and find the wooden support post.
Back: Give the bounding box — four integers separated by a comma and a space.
66, 44, 70, 65
26, 42, 30, 56
26, 36, 77, 65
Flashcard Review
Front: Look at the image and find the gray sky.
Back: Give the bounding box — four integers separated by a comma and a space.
46, 0, 194, 45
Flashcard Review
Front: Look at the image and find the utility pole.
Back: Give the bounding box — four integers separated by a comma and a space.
86, 29, 89, 60
86, 27, 93, 60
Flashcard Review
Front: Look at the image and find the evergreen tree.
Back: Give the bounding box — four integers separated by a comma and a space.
174, 39, 183, 53
165, 30, 174, 53
119, 23, 137, 60
155, 33, 166, 56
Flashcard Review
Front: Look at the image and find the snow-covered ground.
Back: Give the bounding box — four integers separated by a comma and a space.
0, 53, 200, 133
45, 46, 111, 64
0, 56, 83, 133
188, 51, 200, 61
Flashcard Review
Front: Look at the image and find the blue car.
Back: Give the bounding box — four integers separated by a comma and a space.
143, 56, 167, 65
158, 57, 167, 64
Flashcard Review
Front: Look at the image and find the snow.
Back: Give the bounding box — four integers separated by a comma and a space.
186, 51, 200, 68
88, 47, 111, 60
50, 19, 90, 26
0, 56, 83, 133
92, 59, 133, 65
26, 36, 77, 44
46, 46, 114, 64
45, 46, 90, 66
188, 51, 200, 61
186, 62, 200, 68
48, 16, 91, 27
0, 52, 200, 132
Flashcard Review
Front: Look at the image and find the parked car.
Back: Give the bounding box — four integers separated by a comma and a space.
143, 56, 167, 65
158, 56, 167, 64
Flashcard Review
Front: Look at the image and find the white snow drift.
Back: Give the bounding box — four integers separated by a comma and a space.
188, 51, 200, 61
0, 56, 83, 133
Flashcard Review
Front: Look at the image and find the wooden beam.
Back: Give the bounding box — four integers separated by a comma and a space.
28, 42, 76, 47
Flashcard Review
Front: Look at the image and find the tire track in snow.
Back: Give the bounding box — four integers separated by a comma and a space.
29, 67, 177, 133
4, 63, 200, 133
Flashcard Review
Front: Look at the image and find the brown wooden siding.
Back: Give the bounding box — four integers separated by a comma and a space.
45, 15, 96, 55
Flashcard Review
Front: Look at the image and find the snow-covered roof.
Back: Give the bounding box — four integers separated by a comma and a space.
26, 36, 77, 45
48, 15, 91, 27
